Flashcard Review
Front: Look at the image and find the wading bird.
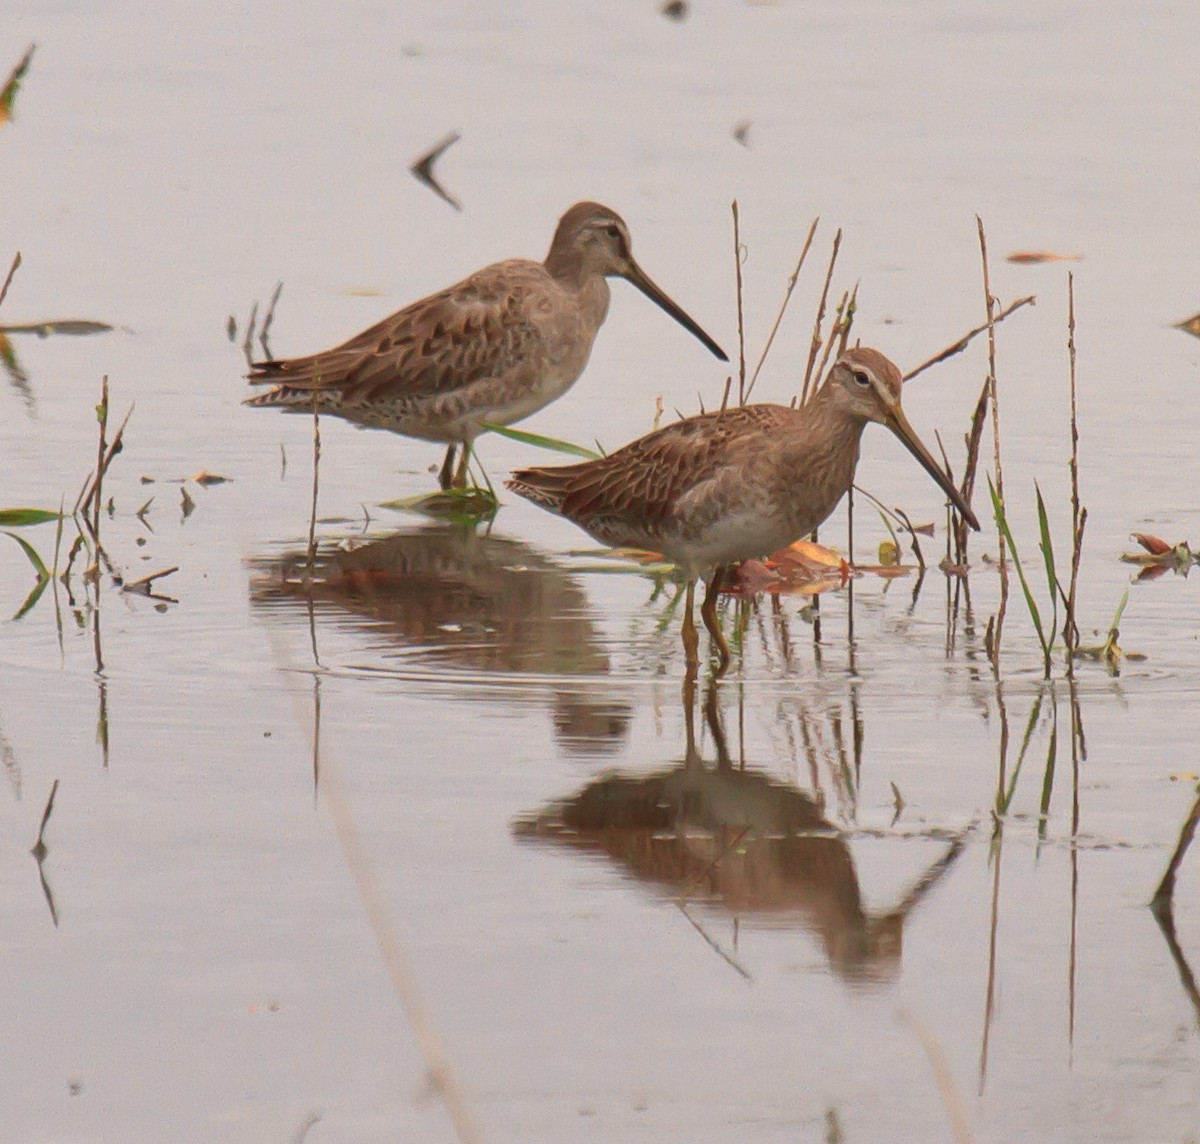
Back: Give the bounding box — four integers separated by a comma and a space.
507, 346, 979, 671
245, 202, 727, 490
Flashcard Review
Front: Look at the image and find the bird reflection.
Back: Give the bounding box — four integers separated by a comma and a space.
248, 522, 631, 755
515, 683, 964, 984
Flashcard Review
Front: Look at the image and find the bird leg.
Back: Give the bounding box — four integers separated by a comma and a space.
438, 445, 458, 492
701, 570, 732, 674
681, 579, 699, 669
451, 442, 472, 489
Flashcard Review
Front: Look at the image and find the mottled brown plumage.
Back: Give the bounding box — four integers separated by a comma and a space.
245, 202, 727, 489
507, 347, 979, 670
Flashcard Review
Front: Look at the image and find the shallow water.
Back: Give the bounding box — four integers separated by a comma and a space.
2, 2, 1199, 1142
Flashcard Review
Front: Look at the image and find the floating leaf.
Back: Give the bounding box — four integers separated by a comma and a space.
1132, 532, 1173, 556
192, 471, 231, 486
734, 558, 781, 594
1120, 533, 1193, 569
772, 538, 846, 573
1006, 251, 1083, 265
0, 319, 113, 336
1174, 312, 1200, 339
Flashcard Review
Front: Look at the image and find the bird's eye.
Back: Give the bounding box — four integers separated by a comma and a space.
605, 224, 621, 239
851, 369, 871, 388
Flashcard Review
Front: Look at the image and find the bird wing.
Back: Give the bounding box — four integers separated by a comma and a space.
246, 260, 550, 403
511, 405, 785, 530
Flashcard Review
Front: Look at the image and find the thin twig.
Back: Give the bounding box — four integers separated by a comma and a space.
745, 216, 818, 402
799, 229, 842, 406
904, 295, 1036, 382
893, 505, 927, 574
851, 485, 928, 572
732, 201, 747, 406
259, 280, 284, 358
0, 251, 21, 311
78, 402, 135, 523
241, 301, 259, 363
977, 217, 1008, 671
31, 778, 58, 857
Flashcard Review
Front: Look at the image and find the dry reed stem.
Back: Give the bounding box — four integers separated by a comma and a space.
892, 505, 927, 573
241, 302, 259, 361
91, 377, 108, 545
977, 216, 1008, 669
900, 1008, 975, 1144
731, 202, 748, 406
306, 397, 321, 572
813, 289, 849, 393
1153, 790, 1200, 906
77, 401, 134, 524
262, 623, 485, 1144
1064, 272, 1083, 668
836, 283, 859, 357
904, 295, 1036, 383
745, 216, 819, 402
799, 229, 842, 406
0, 251, 20, 310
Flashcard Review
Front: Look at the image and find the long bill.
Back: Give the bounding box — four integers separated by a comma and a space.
886, 406, 981, 531
623, 259, 729, 362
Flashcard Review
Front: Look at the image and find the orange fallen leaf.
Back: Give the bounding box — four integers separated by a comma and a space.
772, 538, 845, 571
192, 471, 232, 486
1120, 533, 1193, 570
1173, 312, 1200, 339
1131, 532, 1173, 556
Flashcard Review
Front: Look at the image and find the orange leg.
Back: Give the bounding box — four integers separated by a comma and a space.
701, 571, 732, 674
681, 579, 699, 668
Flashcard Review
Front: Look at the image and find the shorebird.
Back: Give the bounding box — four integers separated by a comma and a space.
507, 346, 980, 670
245, 202, 727, 490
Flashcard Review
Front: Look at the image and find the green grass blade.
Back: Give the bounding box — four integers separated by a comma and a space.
999, 690, 1048, 815
2, 528, 50, 578
11, 573, 50, 620
1037, 704, 1059, 843
483, 421, 601, 460
988, 476, 1049, 664
0, 507, 62, 527
1035, 483, 1059, 662
1110, 587, 1130, 631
